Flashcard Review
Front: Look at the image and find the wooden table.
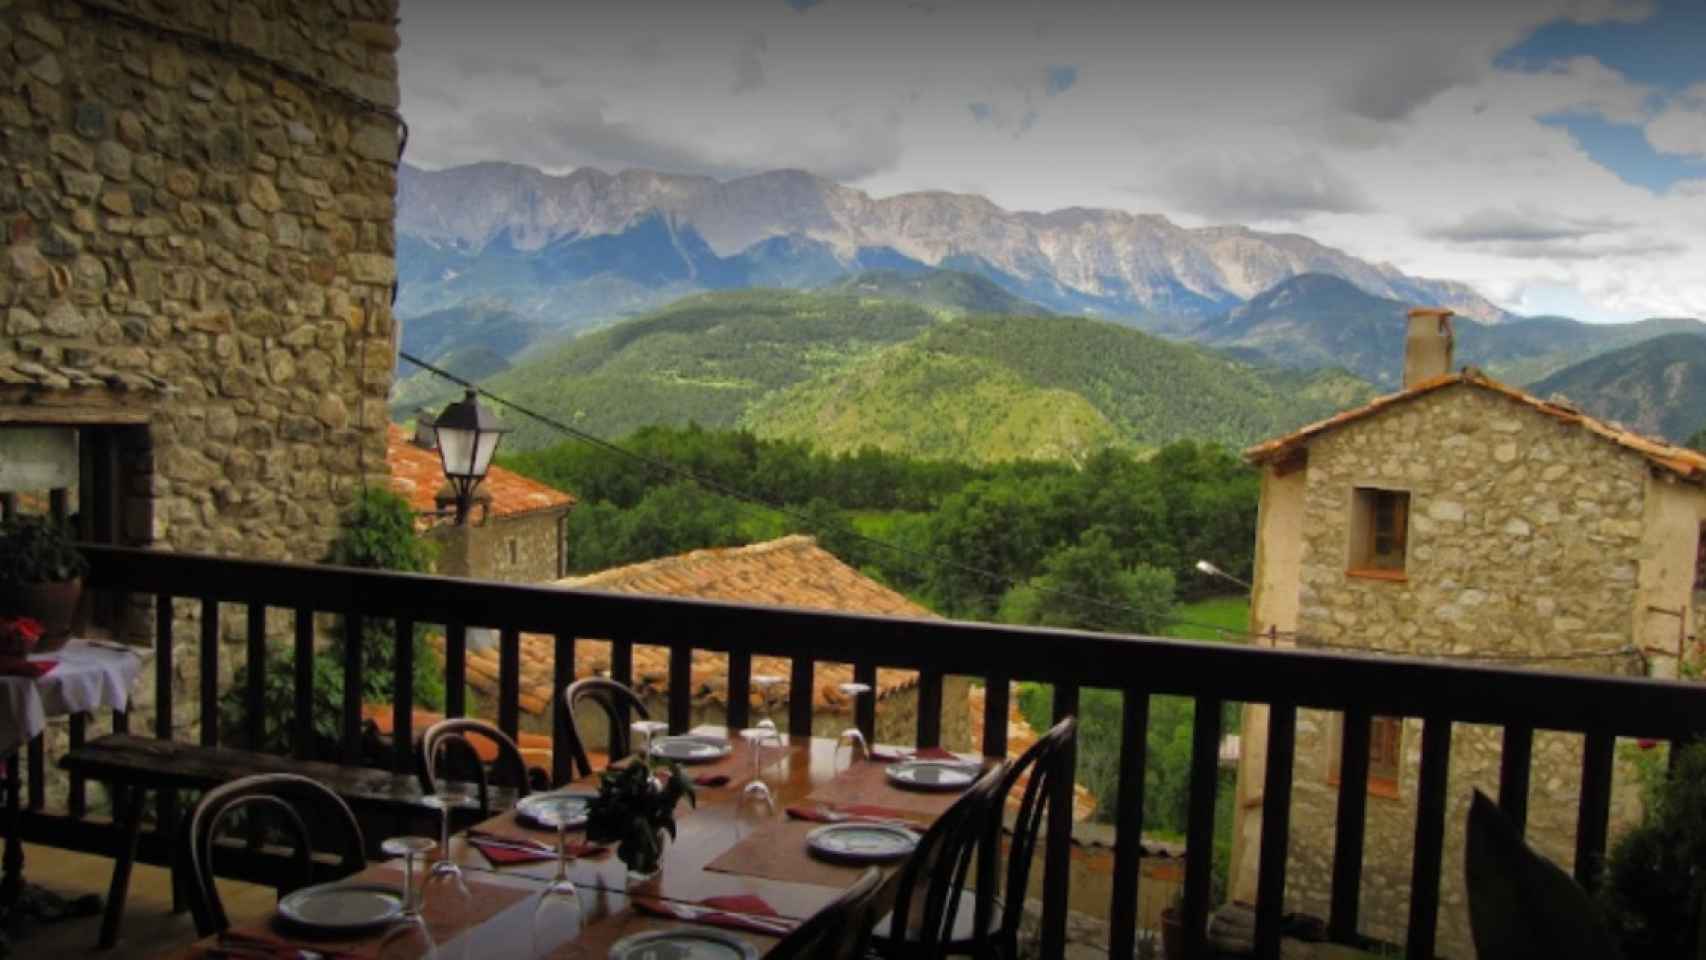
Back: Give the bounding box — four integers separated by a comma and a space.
177, 731, 995, 958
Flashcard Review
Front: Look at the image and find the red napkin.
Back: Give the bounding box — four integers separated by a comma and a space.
632, 894, 798, 937
205, 928, 366, 960
787, 803, 919, 824
0, 658, 55, 679
466, 830, 608, 866
693, 773, 731, 787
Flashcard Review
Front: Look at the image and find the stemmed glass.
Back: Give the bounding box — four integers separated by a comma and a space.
527, 794, 586, 956
420, 743, 476, 960
835, 681, 872, 770
632, 719, 669, 782
376, 836, 437, 960
742, 674, 785, 806
752, 674, 783, 734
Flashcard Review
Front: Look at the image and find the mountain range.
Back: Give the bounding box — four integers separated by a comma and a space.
396, 161, 1510, 331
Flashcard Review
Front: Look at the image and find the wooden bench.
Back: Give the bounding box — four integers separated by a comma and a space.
60, 734, 518, 948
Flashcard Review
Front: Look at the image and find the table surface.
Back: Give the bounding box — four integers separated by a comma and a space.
0, 638, 144, 756
178, 731, 996, 958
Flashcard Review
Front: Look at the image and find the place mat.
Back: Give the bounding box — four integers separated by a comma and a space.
805, 757, 991, 819
193, 864, 533, 959
703, 817, 885, 889
547, 911, 780, 958
654, 736, 789, 787
468, 809, 583, 847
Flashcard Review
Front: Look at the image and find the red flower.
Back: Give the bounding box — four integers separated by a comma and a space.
1637, 738, 1659, 750
0, 617, 42, 642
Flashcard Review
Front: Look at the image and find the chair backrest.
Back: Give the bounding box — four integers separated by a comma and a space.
984, 716, 1079, 955
562, 677, 650, 779
887, 761, 1009, 953
766, 867, 885, 960
417, 717, 532, 813
182, 773, 366, 936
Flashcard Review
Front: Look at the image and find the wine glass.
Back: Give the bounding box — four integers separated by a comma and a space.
527, 794, 586, 955
420, 742, 477, 960
631, 719, 669, 760
835, 681, 872, 770
751, 674, 783, 734
739, 726, 777, 808
377, 836, 437, 960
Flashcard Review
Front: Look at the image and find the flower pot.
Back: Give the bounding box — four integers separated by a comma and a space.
2, 578, 81, 651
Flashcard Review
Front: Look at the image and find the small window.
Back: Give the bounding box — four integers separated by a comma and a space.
1328, 714, 1404, 799
1350, 487, 1409, 577
1694, 522, 1706, 592
507, 538, 518, 565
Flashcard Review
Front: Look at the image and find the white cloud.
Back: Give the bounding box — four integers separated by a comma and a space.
1646, 83, 1706, 159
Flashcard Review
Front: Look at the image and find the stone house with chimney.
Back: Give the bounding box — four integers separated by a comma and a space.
384, 421, 575, 583
0, 0, 402, 752
1228, 309, 1706, 954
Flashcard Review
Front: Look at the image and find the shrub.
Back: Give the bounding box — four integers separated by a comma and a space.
1600, 742, 1706, 958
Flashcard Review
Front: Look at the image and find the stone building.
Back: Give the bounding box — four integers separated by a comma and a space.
1229, 309, 1706, 955
0, 0, 401, 745
384, 422, 574, 583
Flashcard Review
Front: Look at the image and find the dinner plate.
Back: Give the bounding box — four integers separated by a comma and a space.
884, 758, 979, 792
276, 882, 403, 935
806, 822, 919, 864
515, 790, 596, 830
650, 734, 733, 764
607, 928, 761, 959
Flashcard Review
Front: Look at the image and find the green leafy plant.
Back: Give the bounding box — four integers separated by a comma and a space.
0, 515, 89, 584
585, 755, 696, 875
1599, 742, 1706, 958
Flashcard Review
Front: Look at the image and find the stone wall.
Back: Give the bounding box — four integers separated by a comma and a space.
430, 509, 565, 584
1241, 384, 1669, 956
0, 0, 401, 797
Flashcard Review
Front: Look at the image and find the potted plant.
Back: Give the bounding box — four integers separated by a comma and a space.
0, 515, 89, 649
585, 753, 696, 886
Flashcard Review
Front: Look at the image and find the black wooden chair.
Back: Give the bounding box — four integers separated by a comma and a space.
561, 677, 651, 778
181, 773, 366, 937
417, 717, 533, 815
871, 761, 1010, 959
979, 716, 1078, 960
766, 866, 886, 960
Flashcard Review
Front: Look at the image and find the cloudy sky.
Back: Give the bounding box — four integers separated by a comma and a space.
397, 0, 1706, 323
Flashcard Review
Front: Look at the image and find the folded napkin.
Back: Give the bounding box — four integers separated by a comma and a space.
205, 928, 365, 960
466, 829, 608, 866
785, 803, 916, 824
0, 658, 55, 679
871, 745, 958, 763
632, 894, 798, 937
693, 773, 731, 787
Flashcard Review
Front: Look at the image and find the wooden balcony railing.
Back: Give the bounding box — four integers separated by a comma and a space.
9, 544, 1706, 959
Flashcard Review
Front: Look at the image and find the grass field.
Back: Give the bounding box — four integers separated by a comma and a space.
1165, 595, 1251, 642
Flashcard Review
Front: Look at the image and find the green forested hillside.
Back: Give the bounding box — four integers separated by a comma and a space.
820, 269, 1046, 317
1531, 332, 1706, 441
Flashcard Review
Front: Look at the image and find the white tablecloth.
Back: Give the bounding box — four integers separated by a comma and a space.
0, 640, 146, 756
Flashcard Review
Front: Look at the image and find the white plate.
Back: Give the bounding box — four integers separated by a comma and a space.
650, 735, 733, 764
515, 790, 595, 830
806, 822, 920, 864
608, 928, 760, 959
884, 759, 979, 792
276, 882, 403, 934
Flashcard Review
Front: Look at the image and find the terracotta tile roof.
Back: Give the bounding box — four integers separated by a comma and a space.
0, 356, 175, 393
360, 704, 604, 773
1244, 368, 1706, 482
385, 423, 575, 521
441, 536, 938, 718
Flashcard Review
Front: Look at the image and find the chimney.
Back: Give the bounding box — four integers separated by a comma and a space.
412, 412, 437, 449
1403, 307, 1455, 388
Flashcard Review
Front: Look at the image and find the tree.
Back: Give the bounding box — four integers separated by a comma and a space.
998, 530, 1176, 635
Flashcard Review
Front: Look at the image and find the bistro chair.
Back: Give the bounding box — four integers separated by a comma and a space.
181, 773, 366, 937
417, 717, 533, 815
978, 716, 1078, 959
872, 761, 1010, 959
562, 677, 652, 778
765, 866, 886, 960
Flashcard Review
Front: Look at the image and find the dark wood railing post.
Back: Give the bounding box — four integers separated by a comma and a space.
1328, 709, 1371, 943
1182, 697, 1224, 959
1254, 703, 1297, 960
916, 668, 943, 749
498, 627, 521, 742
392, 619, 415, 775
853, 662, 876, 747
25, 735, 43, 812
788, 656, 814, 739
199, 598, 219, 747
669, 643, 693, 734
292, 608, 314, 761
1041, 682, 1080, 960
444, 622, 467, 719
552, 633, 575, 785
155, 594, 177, 832
1108, 689, 1149, 959
67, 713, 87, 818
341, 613, 363, 765
1498, 723, 1533, 835
728, 653, 753, 733
244, 604, 266, 751
982, 673, 1009, 759
1575, 731, 1615, 892
1405, 716, 1453, 960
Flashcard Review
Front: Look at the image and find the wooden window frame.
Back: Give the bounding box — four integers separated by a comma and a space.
1348, 486, 1410, 580
1327, 713, 1404, 800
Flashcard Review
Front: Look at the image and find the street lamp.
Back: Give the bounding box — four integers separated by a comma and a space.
432, 389, 510, 526
1195, 559, 1251, 591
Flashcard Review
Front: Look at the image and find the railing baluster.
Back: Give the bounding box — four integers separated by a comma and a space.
552, 633, 575, 785
199, 598, 218, 747
1405, 716, 1453, 960
854, 662, 876, 746
1042, 682, 1080, 960
392, 619, 415, 775
0, 492, 15, 519
668, 643, 692, 734
1254, 703, 1298, 960
1575, 731, 1615, 892
610, 640, 633, 688
1108, 689, 1149, 960
292, 607, 313, 760
727, 651, 752, 733
1182, 697, 1224, 960
1498, 723, 1533, 834
341, 612, 363, 765
155, 594, 178, 863
498, 627, 520, 742
245, 604, 266, 751
26, 735, 43, 811
445, 622, 467, 718
788, 656, 813, 738
2, 749, 18, 898
48, 487, 68, 522
68, 713, 86, 817
1329, 709, 1371, 943
982, 673, 1009, 759
916, 668, 943, 748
